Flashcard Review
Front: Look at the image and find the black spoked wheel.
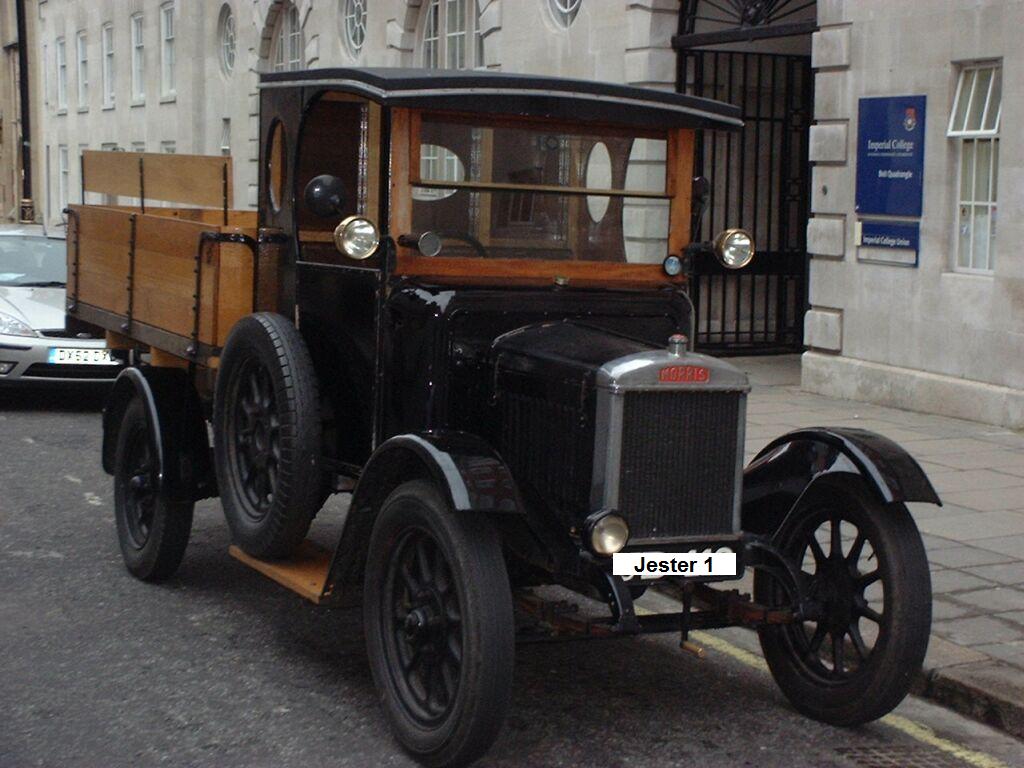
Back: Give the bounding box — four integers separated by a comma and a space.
365, 481, 514, 768
214, 313, 322, 559
754, 476, 931, 725
114, 398, 193, 581
385, 528, 464, 726
229, 359, 281, 522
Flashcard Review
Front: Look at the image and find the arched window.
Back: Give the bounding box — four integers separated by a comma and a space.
420, 0, 482, 71
341, 0, 367, 58
272, 3, 303, 72
547, 0, 582, 29
219, 4, 236, 75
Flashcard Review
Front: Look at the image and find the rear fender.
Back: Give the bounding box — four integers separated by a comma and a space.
324, 432, 525, 602
102, 366, 214, 502
741, 427, 940, 537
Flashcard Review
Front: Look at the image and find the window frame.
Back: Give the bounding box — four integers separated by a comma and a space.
55, 37, 67, 111
948, 62, 1002, 274
547, 0, 583, 29
419, 0, 482, 71
341, 0, 367, 59
101, 22, 115, 109
57, 145, 69, 212
272, 4, 303, 73
75, 31, 88, 109
219, 4, 236, 76
160, 2, 176, 98
130, 14, 145, 103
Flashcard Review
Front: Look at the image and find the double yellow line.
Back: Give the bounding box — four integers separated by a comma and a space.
686, 627, 1009, 768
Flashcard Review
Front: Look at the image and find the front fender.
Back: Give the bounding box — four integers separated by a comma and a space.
324, 431, 525, 604
741, 427, 940, 536
102, 366, 214, 502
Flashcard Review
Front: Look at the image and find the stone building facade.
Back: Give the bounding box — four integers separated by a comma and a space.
0, 0, 41, 222
803, 0, 1024, 427
31, 0, 1024, 427
34, 0, 680, 222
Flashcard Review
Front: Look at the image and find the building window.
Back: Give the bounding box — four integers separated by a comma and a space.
76, 32, 88, 108
101, 23, 115, 108
56, 38, 67, 110
219, 4, 236, 75
547, 0, 582, 29
220, 118, 231, 156
948, 62, 1002, 273
421, 0, 482, 70
160, 2, 176, 97
272, 4, 303, 72
342, 0, 366, 58
58, 145, 69, 211
161, 141, 176, 154
131, 14, 144, 102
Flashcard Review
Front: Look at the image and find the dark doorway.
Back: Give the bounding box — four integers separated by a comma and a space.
673, 0, 815, 355
680, 50, 811, 354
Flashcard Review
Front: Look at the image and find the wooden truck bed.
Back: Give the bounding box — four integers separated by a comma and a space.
66, 150, 270, 366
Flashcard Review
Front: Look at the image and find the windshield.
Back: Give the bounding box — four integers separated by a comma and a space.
411, 116, 670, 264
0, 236, 67, 287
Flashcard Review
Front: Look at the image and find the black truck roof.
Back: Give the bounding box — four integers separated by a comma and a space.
259, 67, 742, 131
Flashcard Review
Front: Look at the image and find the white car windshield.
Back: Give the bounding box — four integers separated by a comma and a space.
0, 236, 67, 287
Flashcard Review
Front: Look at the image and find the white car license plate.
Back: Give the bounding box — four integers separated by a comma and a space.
614, 551, 738, 581
48, 348, 117, 366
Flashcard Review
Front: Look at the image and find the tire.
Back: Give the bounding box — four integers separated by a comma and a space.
113, 398, 194, 581
364, 481, 515, 768
213, 313, 322, 559
754, 476, 932, 726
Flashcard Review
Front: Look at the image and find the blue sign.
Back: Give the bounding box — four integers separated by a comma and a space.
855, 96, 926, 217
860, 220, 919, 253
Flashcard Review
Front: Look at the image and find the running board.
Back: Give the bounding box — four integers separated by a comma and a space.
229, 541, 333, 604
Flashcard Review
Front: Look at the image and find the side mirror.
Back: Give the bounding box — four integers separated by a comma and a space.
304, 174, 347, 219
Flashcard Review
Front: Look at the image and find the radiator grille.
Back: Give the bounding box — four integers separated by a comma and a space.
618, 390, 742, 539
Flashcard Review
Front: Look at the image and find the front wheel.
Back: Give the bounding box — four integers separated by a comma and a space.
364, 481, 515, 768
754, 476, 932, 726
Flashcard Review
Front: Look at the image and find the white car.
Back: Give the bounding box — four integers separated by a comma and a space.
0, 226, 123, 385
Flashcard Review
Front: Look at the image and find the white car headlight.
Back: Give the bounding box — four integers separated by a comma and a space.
713, 228, 755, 270
333, 215, 380, 260
0, 310, 38, 338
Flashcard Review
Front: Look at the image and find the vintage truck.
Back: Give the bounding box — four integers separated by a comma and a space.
67, 68, 938, 767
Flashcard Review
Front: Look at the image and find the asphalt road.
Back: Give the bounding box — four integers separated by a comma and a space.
2, 388, 1022, 768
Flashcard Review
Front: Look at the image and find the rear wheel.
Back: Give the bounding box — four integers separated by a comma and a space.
754, 477, 932, 726
214, 313, 322, 559
364, 481, 515, 768
113, 398, 193, 581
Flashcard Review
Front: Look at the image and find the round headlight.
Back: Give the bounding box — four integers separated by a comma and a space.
587, 512, 630, 556
662, 254, 683, 277
713, 228, 755, 270
333, 216, 380, 260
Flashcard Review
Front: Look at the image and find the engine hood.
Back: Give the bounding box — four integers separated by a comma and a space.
0, 285, 66, 331
492, 321, 749, 393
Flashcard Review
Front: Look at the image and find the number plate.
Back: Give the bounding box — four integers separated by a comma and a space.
47, 348, 118, 366
613, 551, 738, 581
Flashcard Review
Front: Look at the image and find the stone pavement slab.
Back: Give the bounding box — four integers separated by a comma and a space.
733, 354, 1024, 736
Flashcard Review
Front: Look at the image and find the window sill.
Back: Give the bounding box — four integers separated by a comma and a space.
944, 269, 995, 279
56, 108, 68, 115
102, 104, 115, 111
159, 94, 177, 104
130, 99, 145, 108
76, 107, 89, 114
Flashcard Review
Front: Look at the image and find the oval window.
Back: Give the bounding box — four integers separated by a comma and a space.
412, 144, 465, 201
585, 142, 612, 223
267, 120, 287, 212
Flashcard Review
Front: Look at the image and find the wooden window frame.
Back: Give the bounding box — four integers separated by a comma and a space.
390, 108, 693, 287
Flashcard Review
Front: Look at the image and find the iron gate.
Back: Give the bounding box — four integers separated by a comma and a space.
679, 50, 812, 354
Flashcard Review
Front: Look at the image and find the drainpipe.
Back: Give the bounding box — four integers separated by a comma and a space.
15, 0, 33, 222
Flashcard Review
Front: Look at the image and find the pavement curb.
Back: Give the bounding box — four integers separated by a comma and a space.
915, 658, 1024, 741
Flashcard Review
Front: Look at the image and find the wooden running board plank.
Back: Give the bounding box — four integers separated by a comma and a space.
229, 541, 332, 604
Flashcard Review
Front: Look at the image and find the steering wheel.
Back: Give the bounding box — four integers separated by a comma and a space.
437, 231, 488, 259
